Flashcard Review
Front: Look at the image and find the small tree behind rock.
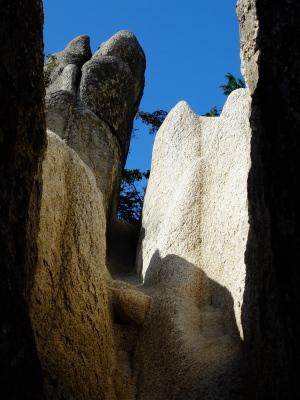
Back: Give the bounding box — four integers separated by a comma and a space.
220, 73, 245, 96
118, 72, 246, 223
136, 110, 168, 134
117, 169, 149, 224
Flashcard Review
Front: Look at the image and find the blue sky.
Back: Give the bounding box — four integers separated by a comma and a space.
44, 0, 242, 173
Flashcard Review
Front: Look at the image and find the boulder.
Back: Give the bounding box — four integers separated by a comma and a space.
30, 131, 118, 400
138, 89, 251, 336
135, 89, 251, 398
80, 55, 134, 153
95, 30, 145, 92
44, 35, 91, 90
134, 253, 244, 400
29, 131, 151, 400
45, 31, 145, 216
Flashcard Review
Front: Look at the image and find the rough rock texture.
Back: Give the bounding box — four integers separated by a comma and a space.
138, 89, 251, 335
109, 278, 151, 400
30, 131, 150, 400
134, 253, 244, 400
237, 0, 258, 93
30, 131, 117, 400
136, 89, 251, 398
237, 1, 300, 398
45, 31, 145, 215
0, 1, 46, 398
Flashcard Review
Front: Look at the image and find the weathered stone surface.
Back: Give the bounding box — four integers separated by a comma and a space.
47, 97, 122, 212
45, 31, 145, 216
134, 253, 244, 400
91, 30, 146, 154
237, 1, 300, 398
109, 279, 151, 400
0, 1, 46, 398
30, 131, 151, 400
138, 89, 251, 335
96, 30, 145, 91
30, 131, 118, 400
109, 280, 150, 326
237, 0, 258, 93
80, 55, 134, 149
44, 35, 91, 89
136, 89, 251, 398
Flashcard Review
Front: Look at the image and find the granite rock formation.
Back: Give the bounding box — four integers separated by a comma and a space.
1, 0, 299, 399
138, 89, 251, 335
135, 89, 251, 398
30, 31, 148, 400
30, 131, 117, 400
45, 31, 145, 215
30, 130, 150, 400
0, 1, 46, 398
237, 1, 300, 398
134, 253, 244, 400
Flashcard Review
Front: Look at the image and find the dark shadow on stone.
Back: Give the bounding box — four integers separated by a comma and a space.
0, 1, 46, 398
240, 1, 300, 399
135, 226, 145, 277
134, 251, 245, 400
107, 219, 141, 280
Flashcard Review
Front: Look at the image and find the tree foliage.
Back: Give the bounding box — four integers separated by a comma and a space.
117, 110, 167, 223
117, 169, 149, 224
220, 73, 245, 96
202, 106, 220, 117
136, 110, 168, 134
116, 110, 167, 223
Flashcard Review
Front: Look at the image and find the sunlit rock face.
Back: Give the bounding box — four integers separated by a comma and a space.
30, 131, 151, 400
135, 89, 251, 399
44, 31, 145, 215
30, 131, 118, 400
31, 31, 148, 400
138, 89, 251, 337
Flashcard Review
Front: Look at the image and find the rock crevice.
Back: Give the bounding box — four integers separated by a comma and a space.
1, 2, 298, 398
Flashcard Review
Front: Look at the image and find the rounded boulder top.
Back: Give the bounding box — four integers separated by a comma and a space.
62, 34, 92, 66
95, 30, 146, 81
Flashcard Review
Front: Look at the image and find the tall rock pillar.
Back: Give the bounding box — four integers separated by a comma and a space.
0, 0, 46, 398
44, 31, 145, 217
237, 1, 300, 398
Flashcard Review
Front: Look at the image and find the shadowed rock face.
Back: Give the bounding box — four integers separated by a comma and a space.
45, 31, 145, 216
237, 1, 300, 398
134, 253, 244, 400
0, 1, 46, 398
